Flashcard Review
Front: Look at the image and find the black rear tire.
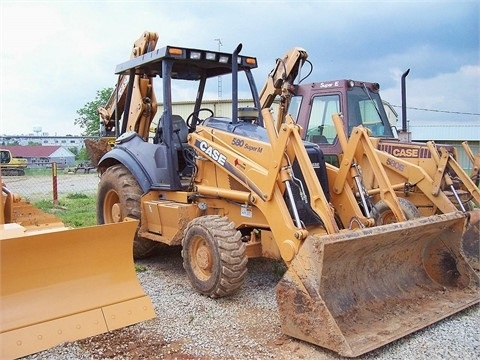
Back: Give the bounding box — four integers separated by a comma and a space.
373, 197, 420, 225
97, 164, 157, 259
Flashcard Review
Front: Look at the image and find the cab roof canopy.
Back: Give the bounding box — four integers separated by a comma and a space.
115, 45, 258, 80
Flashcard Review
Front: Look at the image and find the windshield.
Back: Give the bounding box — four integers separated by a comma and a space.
347, 86, 394, 138
287, 95, 302, 121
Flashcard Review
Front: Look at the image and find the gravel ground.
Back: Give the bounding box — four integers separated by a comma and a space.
20, 246, 480, 360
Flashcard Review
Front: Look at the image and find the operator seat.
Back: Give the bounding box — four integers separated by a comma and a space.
154, 114, 192, 178
155, 114, 189, 150
171, 115, 189, 150
309, 134, 329, 144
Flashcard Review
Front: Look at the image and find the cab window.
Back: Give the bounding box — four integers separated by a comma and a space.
305, 95, 340, 144
288, 95, 302, 121
347, 87, 394, 137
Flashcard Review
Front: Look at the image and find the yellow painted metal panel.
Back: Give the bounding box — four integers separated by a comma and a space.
0, 220, 156, 359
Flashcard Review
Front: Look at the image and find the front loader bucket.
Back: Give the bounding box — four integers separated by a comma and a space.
0, 220, 156, 359
463, 209, 480, 270
276, 212, 480, 357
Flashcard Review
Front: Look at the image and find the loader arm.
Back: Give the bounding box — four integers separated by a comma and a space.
267, 111, 339, 235
260, 110, 480, 358
371, 137, 479, 214
367, 141, 479, 271
329, 113, 477, 216
331, 113, 408, 222
427, 142, 480, 208
373, 151, 459, 213
254, 97, 480, 359
190, 108, 338, 263
462, 141, 480, 183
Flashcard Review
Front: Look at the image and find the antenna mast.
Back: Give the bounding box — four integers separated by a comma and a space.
214, 38, 223, 100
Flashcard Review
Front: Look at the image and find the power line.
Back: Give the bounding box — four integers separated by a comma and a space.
390, 104, 480, 116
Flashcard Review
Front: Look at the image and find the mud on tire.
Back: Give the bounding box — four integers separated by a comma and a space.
97, 164, 157, 259
181, 215, 247, 298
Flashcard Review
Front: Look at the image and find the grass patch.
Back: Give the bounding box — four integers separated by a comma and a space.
135, 264, 147, 273
272, 260, 287, 279
34, 193, 96, 227
25, 168, 54, 176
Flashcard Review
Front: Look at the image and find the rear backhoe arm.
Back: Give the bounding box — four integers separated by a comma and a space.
259, 47, 308, 131
98, 31, 159, 140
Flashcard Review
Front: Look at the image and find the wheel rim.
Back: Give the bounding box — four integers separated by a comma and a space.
379, 210, 397, 224
190, 235, 213, 281
104, 189, 122, 223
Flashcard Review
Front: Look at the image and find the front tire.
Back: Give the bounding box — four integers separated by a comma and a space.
182, 215, 247, 298
373, 197, 420, 225
97, 164, 157, 259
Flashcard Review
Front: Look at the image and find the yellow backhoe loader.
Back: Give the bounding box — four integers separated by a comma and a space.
260, 47, 479, 270
92, 32, 480, 357
0, 173, 155, 359
325, 112, 480, 268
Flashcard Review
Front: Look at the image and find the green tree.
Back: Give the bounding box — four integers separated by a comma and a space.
77, 147, 90, 162
68, 147, 79, 159
74, 87, 113, 136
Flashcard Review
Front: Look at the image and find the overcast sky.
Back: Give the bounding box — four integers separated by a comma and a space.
1, 0, 479, 136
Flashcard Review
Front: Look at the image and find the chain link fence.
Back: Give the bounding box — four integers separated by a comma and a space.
2, 138, 478, 203
3, 169, 100, 202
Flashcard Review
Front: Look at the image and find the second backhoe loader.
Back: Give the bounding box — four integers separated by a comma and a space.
292, 79, 480, 269
94, 32, 480, 357
258, 47, 479, 270
328, 112, 480, 269
0, 173, 155, 359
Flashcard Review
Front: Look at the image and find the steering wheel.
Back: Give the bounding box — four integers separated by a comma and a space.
186, 108, 214, 130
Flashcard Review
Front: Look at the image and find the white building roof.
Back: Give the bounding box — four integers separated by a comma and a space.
409, 122, 480, 141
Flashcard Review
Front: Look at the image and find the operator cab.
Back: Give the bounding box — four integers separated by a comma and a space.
0, 150, 11, 164
291, 80, 395, 167
104, 43, 261, 191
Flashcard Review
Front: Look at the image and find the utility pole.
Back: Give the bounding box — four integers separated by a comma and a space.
214, 38, 223, 100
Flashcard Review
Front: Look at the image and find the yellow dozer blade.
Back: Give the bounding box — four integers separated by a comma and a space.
276, 212, 480, 357
0, 220, 156, 360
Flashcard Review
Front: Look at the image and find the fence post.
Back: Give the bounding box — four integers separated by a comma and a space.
52, 162, 58, 205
